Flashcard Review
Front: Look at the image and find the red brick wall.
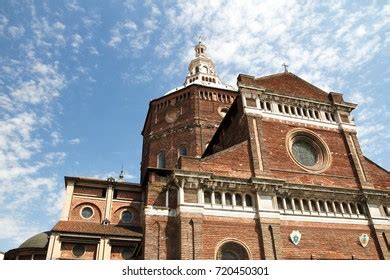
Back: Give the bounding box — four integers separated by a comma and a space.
280, 221, 380, 259
143, 215, 179, 260
74, 186, 105, 197
141, 85, 237, 180
111, 203, 141, 226
60, 242, 97, 260
201, 216, 262, 259
261, 119, 360, 189
115, 190, 142, 201
180, 141, 253, 178
69, 197, 105, 223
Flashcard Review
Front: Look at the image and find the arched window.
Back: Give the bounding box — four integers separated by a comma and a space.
195, 66, 199, 73
277, 197, 284, 210
178, 146, 188, 157
225, 193, 232, 206
157, 151, 166, 168
215, 192, 222, 205
342, 202, 349, 214
326, 201, 334, 213
216, 241, 249, 260
293, 198, 301, 211
357, 203, 365, 215
235, 194, 242, 206
310, 200, 317, 212
245, 194, 253, 207
302, 199, 310, 211
318, 200, 326, 212
204, 191, 211, 204
335, 202, 342, 214
350, 203, 357, 215
285, 198, 293, 210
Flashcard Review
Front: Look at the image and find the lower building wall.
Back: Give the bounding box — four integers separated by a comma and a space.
201, 216, 262, 259
143, 214, 179, 260
280, 220, 380, 259
60, 242, 97, 260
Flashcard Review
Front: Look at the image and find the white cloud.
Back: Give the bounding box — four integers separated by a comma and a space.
68, 138, 80, 145
66, 0, 85, 12
0, 14, 8, 34
71, 33, 83, 50
108, 20, 137, 48
7, 25, 25, 38
50, 131, 61, 145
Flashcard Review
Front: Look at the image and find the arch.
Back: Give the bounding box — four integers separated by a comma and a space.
310, 199, 317, 212
302, 199, 310, 211
215, 239, 251, 260
326, 201, 334, 213
74, 202, 102, 222
318, 200, 326, 212
285, 198, 293, 210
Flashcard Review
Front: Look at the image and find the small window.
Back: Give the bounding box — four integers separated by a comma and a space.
342, 202, 349, 214
265, 102, 271, 111
245, 194, 253, 207
284, 105, 289, 114
293, 198, 301, 211
157, 151, 166, 168
235, 194, 242, 206
178, 146, 188, 157
278, 104, 283, 113
225, 193, 232, 206
310, 200, 317, 212
72, 244, 86, 258
121, 210, 133, 224
215, 192, 222, 204
350, 203, 357, 215
204, 191, 211, 204
326, 201, 334, 213
314, 111, 320, 119
335, 202, 342, 214
81, 206, 93, 219
291, 107, 296, 115
297, 108, 302, 116
302, 199, 310, 211
383, 205, 390, 217
277, 197, 284, 210
357, 203, 365, 215
285, 198, 293, 210
319, 201, 326, 212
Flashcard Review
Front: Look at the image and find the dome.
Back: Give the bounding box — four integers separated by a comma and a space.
18, 231, 50, 249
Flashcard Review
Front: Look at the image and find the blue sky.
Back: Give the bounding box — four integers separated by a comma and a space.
0, 0, 389, 251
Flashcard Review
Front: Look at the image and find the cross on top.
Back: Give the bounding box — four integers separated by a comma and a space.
198, 34, 203, 43
282, 63, 289, 72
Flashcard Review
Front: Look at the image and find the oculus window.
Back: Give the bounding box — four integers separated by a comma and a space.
121, 210, 133, 224
287, 129, 331, 172
81, 206, 93, 219
72, 244, 86, 258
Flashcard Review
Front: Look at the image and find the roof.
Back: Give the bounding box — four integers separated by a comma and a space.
19, 231, 50, 249
64, 176, 141, 188
52, 221, 143, 238
364, 157, 390, 190
238, 72, 331, 102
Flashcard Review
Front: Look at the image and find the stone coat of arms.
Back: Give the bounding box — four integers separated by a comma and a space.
290, 230, 301, 246
359, 233, 369, 248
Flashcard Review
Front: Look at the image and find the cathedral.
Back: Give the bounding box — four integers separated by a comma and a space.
4, 41, 390, 260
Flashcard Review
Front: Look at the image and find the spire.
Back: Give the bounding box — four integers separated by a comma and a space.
184, 40, 223, 87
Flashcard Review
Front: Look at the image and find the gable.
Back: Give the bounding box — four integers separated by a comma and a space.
238, 72, 330, 102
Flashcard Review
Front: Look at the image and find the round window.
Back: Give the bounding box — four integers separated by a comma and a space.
292, 140, 318, 166
287, 129, 331, 172
81, 206, 93, 219
121, 210, 133, 224
121, 245, 136, 260
72, 244, 85, 258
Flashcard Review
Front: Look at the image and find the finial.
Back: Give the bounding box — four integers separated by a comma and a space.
282, 63, 289, 73
118, 163, 124, 182
198, 34, 203, 44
